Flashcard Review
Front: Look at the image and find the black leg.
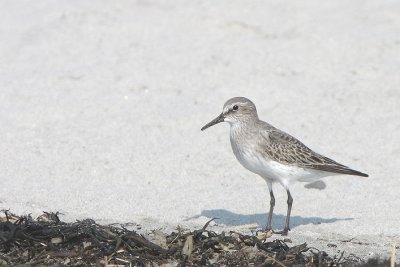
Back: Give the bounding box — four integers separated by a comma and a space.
282, 189, 293, 235
265, 190, 275, 231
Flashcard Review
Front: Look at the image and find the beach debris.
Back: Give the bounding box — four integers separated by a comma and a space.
0, 210, 390, 266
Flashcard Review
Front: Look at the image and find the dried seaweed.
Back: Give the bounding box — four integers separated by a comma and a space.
0, 211, 390, 266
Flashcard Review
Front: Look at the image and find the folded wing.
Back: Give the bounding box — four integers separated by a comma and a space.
262, 129, 368, 177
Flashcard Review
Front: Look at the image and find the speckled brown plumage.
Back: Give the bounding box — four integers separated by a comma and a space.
260, 124, 368, 177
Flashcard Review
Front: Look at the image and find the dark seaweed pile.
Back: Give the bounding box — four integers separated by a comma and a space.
0, 211, 389, 266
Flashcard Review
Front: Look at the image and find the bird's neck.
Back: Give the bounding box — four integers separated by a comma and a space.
230, 118, 259, 136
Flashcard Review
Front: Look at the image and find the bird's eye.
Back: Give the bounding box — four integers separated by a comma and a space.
232, 105, 239, 111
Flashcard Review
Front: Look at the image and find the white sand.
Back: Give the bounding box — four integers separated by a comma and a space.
0, 0, 399, 260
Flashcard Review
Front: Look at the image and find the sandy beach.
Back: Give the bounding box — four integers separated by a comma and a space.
0, 0, 399, 260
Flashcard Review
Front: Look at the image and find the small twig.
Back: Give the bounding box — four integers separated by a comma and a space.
123, 232, 170, 255
115, 257, 130, 263
391, 241, 397, 267
336, 250, 345, 263
120, 238, 157, 260
193, 217, 219, 238
167, 233, 180, 246
114, 235, 123, 252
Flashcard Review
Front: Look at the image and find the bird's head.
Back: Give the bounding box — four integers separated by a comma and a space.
201, 97, 258, 131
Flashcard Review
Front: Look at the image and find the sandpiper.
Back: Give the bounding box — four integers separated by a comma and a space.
201, 97, 368, 235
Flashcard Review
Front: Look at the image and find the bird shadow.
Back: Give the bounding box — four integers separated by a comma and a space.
194, 209, 353, 230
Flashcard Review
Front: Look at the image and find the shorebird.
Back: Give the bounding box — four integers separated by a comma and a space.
201, 97, 368, 235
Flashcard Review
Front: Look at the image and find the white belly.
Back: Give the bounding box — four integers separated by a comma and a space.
230, 138, 334, 188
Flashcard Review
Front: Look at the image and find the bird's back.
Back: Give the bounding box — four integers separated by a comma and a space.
255, 120, 368, 177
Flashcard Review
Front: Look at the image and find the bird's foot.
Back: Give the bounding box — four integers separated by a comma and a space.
272, 228, 290, 236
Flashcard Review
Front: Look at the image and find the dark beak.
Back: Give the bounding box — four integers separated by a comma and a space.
201, 113, 225, 131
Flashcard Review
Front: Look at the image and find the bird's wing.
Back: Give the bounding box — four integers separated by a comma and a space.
261, 128, 368, 177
